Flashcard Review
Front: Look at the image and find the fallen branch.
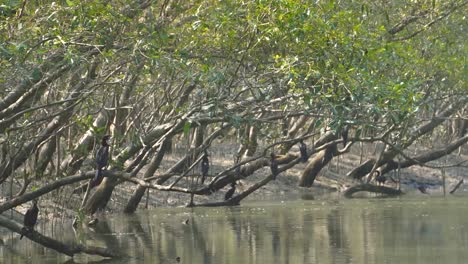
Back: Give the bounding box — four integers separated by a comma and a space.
0, 215, 120, 258
343, 184, 403, 198
450, 179, 464, 194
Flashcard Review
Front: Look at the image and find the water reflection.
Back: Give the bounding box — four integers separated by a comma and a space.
2, 196, 468, 263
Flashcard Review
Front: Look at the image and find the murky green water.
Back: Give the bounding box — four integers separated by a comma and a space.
2, 195, 468, 263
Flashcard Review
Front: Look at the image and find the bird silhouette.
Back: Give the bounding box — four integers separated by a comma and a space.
224, 182, 237, 200
341, 126, 349, 147
200, 151, 209, 184
90, 135, 110, 188
20, 200, 39, 239
299, 140, 308, 163
270, 153, 279, 179
374, 171, 386, 186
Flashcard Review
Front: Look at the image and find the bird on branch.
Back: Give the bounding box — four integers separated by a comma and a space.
270, 153, 279, 180
299, 140, 308, 163
20, 199, 39, 240
374, 171, 387, 186
200, 150, 209, 184
341, 125, 349, 147
224, 181, 237, 201
90, 135, 111, 188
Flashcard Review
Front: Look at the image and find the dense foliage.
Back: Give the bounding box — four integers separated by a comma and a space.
0, 0, 466, 213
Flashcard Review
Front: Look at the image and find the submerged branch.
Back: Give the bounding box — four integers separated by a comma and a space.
343, 184, 403, 198
0, 215, 120, 258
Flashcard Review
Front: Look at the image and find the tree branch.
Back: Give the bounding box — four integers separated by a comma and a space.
0, 215, 120, 258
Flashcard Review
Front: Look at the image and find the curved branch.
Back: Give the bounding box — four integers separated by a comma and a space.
0, 171, 94, 213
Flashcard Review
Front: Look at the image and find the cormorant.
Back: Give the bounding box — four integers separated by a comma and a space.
200, 151, 209, 184
20, 200, 39, 240
270, 153, 279, 179
224, 182, 236, 200
375, 171, 386, 186
299, 140, 308, 163
341, 125, 349, 147
91, 135, 110, 188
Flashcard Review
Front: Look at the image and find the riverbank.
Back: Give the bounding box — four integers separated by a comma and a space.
2, 144, 467, 219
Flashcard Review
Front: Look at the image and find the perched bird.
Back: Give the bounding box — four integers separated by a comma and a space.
224, 182, 237, 201
341, 126, 349, 147
374, 171, 387, 186
20, 200, 39, 240
235, 165, 242, 177
90, 135, 111, 188
418, 184, 428, 194
299, 140, 308, 163
200, 151, 209, 184
270, 153, 279, 180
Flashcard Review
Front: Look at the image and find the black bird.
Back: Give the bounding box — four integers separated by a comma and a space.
91, 135, 110, 188
299, 140, 308, 163
224, 182, 236, 201
235, 165, 242, 177
418, 184, 428, 194
341, 126, 349, 147
20, 200, 39, 240
270, 153, 279, 180
200, 151, 209, 184
374, 171, 386, 186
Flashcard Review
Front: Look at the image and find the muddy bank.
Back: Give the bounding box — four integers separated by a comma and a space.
2, 145, 467, 219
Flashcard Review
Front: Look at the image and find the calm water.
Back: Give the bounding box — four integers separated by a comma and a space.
2, 195, 468, 264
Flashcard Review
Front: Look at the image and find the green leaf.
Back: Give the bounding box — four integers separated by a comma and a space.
183, 121, 191, 136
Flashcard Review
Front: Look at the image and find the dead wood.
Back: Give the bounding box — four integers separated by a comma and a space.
450, 179, 464, 194
343, 184, 403, 198
0, 215, 120, 258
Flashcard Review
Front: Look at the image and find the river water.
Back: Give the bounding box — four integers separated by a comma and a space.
1, 195, 468, 264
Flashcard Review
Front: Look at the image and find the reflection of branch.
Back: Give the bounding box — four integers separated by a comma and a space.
0, 215, 119, 258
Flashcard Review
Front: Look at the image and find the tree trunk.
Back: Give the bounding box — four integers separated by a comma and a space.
35, 135, 57, 177
299, 144, 337, 187
60, 111, 110, 175
279, 115, 308, 154
0, 70, 94, 183
245, 125, 258, 157
123, 139, 171, 213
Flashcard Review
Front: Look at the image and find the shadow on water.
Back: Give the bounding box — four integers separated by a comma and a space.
2, 195, 468, 263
